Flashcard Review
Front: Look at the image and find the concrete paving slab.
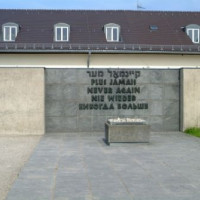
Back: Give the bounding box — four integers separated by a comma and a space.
0, 135, 41, 200
6, 132, 200, 200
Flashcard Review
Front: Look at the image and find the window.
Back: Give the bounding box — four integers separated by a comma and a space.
104, 23, 120, 42
54, 23, 70, 42
106, 27, 119, 42
2, 23, 18, 42
149, 25, 158, 31
185, 24, 200, 44
55, 27, 69, 41
187, 29, 199, 43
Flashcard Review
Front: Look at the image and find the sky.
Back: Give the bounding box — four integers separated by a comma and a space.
0, 0, 200, 11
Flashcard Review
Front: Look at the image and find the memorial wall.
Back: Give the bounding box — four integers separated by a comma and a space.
45, 68, 179, 133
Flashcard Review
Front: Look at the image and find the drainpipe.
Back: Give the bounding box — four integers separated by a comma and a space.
87, 51, 91, 68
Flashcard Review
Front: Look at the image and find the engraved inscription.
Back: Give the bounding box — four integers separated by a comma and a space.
79, 69, 148, 110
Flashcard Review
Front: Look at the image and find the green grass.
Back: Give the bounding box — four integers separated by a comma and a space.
184, 127, 200, 138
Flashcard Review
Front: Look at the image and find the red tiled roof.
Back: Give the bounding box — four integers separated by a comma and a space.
0, 9, 200, 53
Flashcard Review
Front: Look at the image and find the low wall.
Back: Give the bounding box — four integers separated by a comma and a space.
0, 68, 45, 135
1, 67, 200, 134
180, 69, 200, 131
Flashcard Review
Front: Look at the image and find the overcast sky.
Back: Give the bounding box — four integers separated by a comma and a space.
0, 0, 199, 11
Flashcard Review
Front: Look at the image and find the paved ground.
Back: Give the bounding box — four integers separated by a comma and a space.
0, 135, 41, 200
6, 132, 200, 200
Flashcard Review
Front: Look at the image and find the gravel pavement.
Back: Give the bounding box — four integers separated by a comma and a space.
0, 135, 41, 200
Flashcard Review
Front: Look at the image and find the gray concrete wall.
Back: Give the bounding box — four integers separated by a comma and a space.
180, 69, 200, 131
45, 69, 180, 133
0, 68, 45, 135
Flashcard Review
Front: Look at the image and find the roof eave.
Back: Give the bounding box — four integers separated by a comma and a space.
0, 49, 200, 55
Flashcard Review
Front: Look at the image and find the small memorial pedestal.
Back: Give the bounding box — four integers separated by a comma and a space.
105, 118, 150, 145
